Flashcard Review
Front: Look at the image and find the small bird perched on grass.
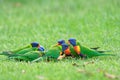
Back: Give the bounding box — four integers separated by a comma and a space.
68, 38, 86, 58
0, 42, 45, 62
57, 43, 71, 60
68, 38, 114, 58
12, 42, 44, 53
0, 42, 45, 56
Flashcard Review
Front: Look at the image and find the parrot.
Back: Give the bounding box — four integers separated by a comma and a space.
68, 38, 86, 58
0, 42, 45, 56
11, 42, 42, 53
68, 38, 114, 58
57, 43, 72, 60
0, 42, 45, 62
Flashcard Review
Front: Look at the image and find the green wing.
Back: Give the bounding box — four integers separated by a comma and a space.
44, 46, 62, 59
10, 51, 44, 61
80, 45, 113, 58
0, 47, 37, 57
0, 45, 33, 56
77, 42, 113, 58
12, 44, 32, 53
14, 47, 38, 55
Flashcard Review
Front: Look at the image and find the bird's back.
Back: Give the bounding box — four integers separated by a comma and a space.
44, 46, 62, 59
80, 45, 103, 58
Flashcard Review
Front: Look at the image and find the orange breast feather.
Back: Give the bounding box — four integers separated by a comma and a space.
74, 46, 81, 54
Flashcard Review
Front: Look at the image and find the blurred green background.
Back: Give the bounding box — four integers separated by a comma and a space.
0, 0, 120, 80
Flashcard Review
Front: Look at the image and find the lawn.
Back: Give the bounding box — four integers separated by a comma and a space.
0, 0, 120, 80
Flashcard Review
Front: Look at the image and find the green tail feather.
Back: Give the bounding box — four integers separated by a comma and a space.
97, 50, 111, 53
0, 51, 11, 56
0, 51, 16, 57
97, 53, 115, 56
0, 51, 23, 58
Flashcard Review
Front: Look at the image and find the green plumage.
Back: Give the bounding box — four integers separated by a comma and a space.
77, 42, 114, 58
12, 45, 32, 53
0, 47, 39, 56
14, 47, 38, 55
45, 46, 62, 58
0, 45, 62, 62
10, 51, 44, 61
0, 45, 43, 61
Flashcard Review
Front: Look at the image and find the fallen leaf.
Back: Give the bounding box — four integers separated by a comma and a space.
104, 72, 117, 79
77, 69, 93, 76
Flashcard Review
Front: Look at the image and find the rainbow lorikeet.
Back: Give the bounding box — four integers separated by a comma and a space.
68, 38, 114, 58
0, 42, 45, 61
57, 43, 71, 60
11, 42, 44, 53
0, 42, 44, 56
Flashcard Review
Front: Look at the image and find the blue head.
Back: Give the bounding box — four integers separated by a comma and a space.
38, 46, 45, 51
58, 39, 65, 45
61, 43, 69, 52
31, 42, 40, 47
68, 38, 76, 46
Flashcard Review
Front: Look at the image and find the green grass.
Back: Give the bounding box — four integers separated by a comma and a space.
0, 0, 120, 80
